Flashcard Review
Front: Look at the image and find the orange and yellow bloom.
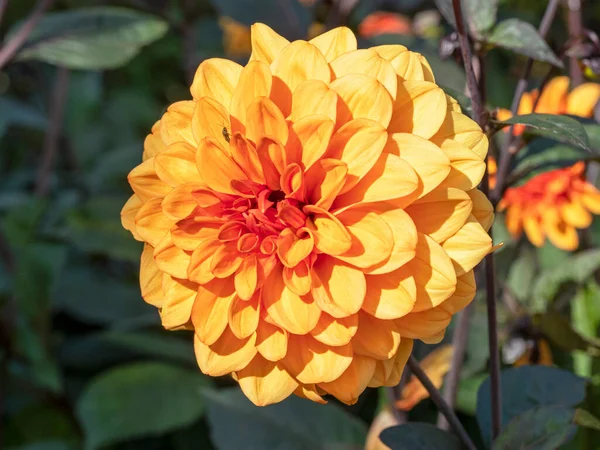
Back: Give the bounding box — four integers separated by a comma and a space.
121, 23, 493, 406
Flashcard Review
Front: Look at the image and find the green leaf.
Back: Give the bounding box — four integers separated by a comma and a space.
456, 375, 487, 415
204, 388, 367, 449
506, 246, 536, 303
492, 406, 577, 450
533, 311, 600, 356
380, 423, 462, 450
434, 0, 497, 37
572, 282, 600, 377
477, 366, 586, 447
4, 404, 78, 448
76, 362, 209, 450
575, 409, 600, 431
488, 19, 562, 67
12, 7, 168, 70
497, 114, 591, 151
0, 97, 47, 138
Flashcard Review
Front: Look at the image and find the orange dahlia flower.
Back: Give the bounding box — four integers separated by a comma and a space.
121, 23, 493, 406
499, 162, 600, 250
497, 76, 600, 135
359, 12, 412, 39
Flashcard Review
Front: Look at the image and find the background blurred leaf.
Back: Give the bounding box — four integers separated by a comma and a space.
533, 311, 600, 357
491, 405, 578, 450
434, 0, 497, 37
379, 423, 462, 450
506, 246, 536, 303
487, 19, 562, 67
0, 97, 47, 139
477, 366, 586, 447
76, 362, 210, 449
205, 388, 367, 449
571, 282, 600, 377
12, 7, 169, 70
4, 404, 78, 448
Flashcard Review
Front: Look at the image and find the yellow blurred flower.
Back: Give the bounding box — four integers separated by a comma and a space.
497, 76, 600, 135
499, 162, 600, 250
121, 23, 493, 406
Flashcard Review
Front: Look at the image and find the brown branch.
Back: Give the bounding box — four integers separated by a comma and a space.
490, 0, 561, 205
407, 356, 477, 450
35, 67, 70, 197
567, 0, 584, 86
0, 0, 8, 28
0, 0, 55, 70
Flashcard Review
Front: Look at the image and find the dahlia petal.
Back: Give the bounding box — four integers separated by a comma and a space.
187, 239, 220, 284
196, 137, 248, 195
191, 97, 230, 151
395, 307, 451, 341
280, 163, 306, 201
376, 47, 426, 81
581, 188, 600, 214
437, 270, 476, 315
363, 267, 416, 319
388, 81, 446, 138
417, 53, 435, 82
159, 101, 196, 147
270, 41, 331, 116
262, 265, 321, 335
121, 194, 143, 240
249, 23, 290, 65
437, 139, 486, 190
544, 214, 579, 251
305, 159, 348, 211
194, 329, 257, 377
294, 384, 327, 404
432, 111, 488, 160
277, 228, 314, 268
352, 311, 400, 360
282, 334, 353, 384
154, 233, 191, 279
534, 76, 569, 114
404, 232, 457, 312
365, 206, 418, 275
229, 133, 265, 184
309, 26, 357, 62
283, 261, 312, 296
234, 255, 259, 300
405, 187, 473, 243
384, 133, 451, 198
154, 142, 200, 187
329, 73, 393, 128
372, 44, 407, 61
566, 83, 600, 117
442, 215, 492, 276
286, 115, 335, 170
161, 182, 205, 221
190, 58, 243, 106
236, 356, 298, 406
256, 317, 288, 361
256, 137, 285, 190
142, 123, 166, 160
467, 189, 494, 231
140, 244, 163, 307
523, 213, 545, 247
135, 197, 175, 246
230, 60, 273, 132
325, 118, 388, 194
333, 153, 418, 208
172, 218, 222, 251
330, 49, 397, 99
160, 274, 197, 330
311, 256, 366, 318
446, 94, 462, 113
127, 158, 172, 202
290, 80, 337, 123
191, 277, 236, 345
319, 355, 376, 405
210, 244, 244, 278
229, 293, 260, 339
246, 96, 289, 145
304, 205, 352, 256
334, 209, 394, 269
560, 198, 592, 228
370, 337, 413, 388
310, 313, 358, 346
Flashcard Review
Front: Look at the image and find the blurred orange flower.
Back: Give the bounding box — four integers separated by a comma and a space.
121, 23, 493, 406
396, 345, 453, 410
514, 338, 553, 367
497, 76, 600, 135
359, 12, 412, 39
499, 162, 600, 250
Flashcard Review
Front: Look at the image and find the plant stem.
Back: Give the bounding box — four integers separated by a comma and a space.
438, 302, 474, 430
0, 0, 55, 70
0, 0, 8, 28
567, 0, 584, 87
490, 0, 561, 205
35, 67, 70, 196
407, 356, 477, 450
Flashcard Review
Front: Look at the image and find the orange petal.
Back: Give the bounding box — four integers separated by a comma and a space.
121, 194, 143, 240
535, 76, 569, 114
290, 80, 337, 123
256, 137, 285, 190
236, 356, 298, 406
309, 26, 357, 62
153, 233, 191, 279
294, 384, 327, 404
171, 218, 221, 251
234, 255, 259, 300
437, 270, 476, 315
249, 23, 290, 65
560, 198, 592, 228
191, 96, 230, 149
140, 244, 163, 307
432, 111, 488, 160
438, 139, 486, 190
371, 337, 413, 387
363, 267, 416, 319
128, 158, 172, 202
277, 228, 314, 268
286, 114, 335, 169
160, 274, 198, 330
352, 311, 400, 360
187, 239, 220, 284
256, 316, 288, 361
468, 188, 494, 231
191, 277, 236, 345
246, 96, 289, 145
310, 313, 358, 346
395, 307, 451, 342
304, 205, 352, 255
230, 60, 273, 132
523, 212, 545, 247
196, 137, 247, 195
190, 58, 243, 106
210, 243, 244, 278
154, 142, 200, 187
159, 101, 196, 147
544, 213, 579, 251
388, 81, 446, 138
442, 215, 492, 276
311, 256, 366, 318
305, 158, 348, 211
134, 197, 175, 246
229, 133, 265, 184
319, 355, 376, 405
161, 182, 205, 221
566, 82, 600, 117
142, 122, 166, 160
282, 334, 353, 383
194, 328, 257, 377
229, 293, 260, 339
330, 73, 393, 128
